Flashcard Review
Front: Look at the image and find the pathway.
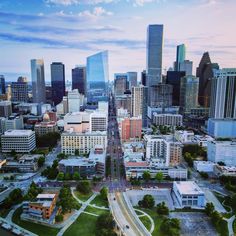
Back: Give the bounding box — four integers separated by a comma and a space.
225, 215, 235, 236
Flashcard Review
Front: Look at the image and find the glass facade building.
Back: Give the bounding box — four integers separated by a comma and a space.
72, 66, 86, 95
0, 75, 6, 95
51, 62, 65, 106
175, 44, 186, 71
86, 51, 109, 103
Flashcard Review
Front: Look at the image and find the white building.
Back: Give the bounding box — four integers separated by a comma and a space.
214, 165, 236, 176
175, 130, 195, 143
131, 85, 147, 117
173, 181, 205, 208
207, 140, 236, 166
61, 131, 107, 155
90, 112, 107, 132
0, 115, 24, 134
98, 101, 108, 114
193, 135, 214, 147
193, 161, 215, 172
1, 130, 36, 153
68, 89, 82, 113
152, 113, 183, 126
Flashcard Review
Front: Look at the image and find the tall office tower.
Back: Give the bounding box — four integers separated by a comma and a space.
179, 60, 193, 76
166, 71, 186, 106
51, 62, 65, 106
141, 70, 147, 86
150, 84, 173, 108
31, 59, 46, 103
72, 66, 86, 95
114, 73, 128, 96
11, 77, 28, 102
131, 85, 148, 127
86, 51, 109, 103
127, 72, 137, 89
146, 24, 164, 105
67, 89, 81, 113
210, 68, 236, 119
175, 44, 186, 71
0, 75, 6, 95
196, 52, 219, 107
180, 75, 199, 113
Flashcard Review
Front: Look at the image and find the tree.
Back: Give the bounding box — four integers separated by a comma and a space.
211, 210, 222, 226
156, 202, 169, 215
57, 153, 67, 160
74, 149, 80, 156
24, 182, 43, 201
155, 172, 163, 182
100, 187, 108, 200
36, 132, 60, 148
73, 172, 81, 181
218, 161, 226, 166
205, 202, 215, 216
10, 149, 17, 157
160, 218, 180, 236
64, 173, 71, 180
76, 180, 91, 194
55, 214, 63, 222
57, 172, 65, 181
139, 194, 155, 209
142, 171, 151, 182
199, 171, 209, 179
96, 213, 115, 236
37, 156, 45, 168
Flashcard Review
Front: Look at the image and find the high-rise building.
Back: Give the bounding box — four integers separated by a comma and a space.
166, 71, 186, 106
0, 101, 12, 117
0, 75, 6, 95
31, 59, 46, 103
114, 73, 128, 96
179, 60, 193, 76
67, 89, 82, 113
196, 52, 219, 107
175, 44, 186, 71
86, 51, 109, 103
146, 24, 164, 105
72, 66, 86, 95
127, 72, 137, 89
51, 62, 65, 106
180, 75, 199, 113
210, 68, 236, 119
141, 70, 147, 86
11, 77, 28, 102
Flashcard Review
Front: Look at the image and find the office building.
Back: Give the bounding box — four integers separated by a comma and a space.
180, 75, 199, 113
61, 131, 107, 155
179, 60, 193, 76
193, 161, 215, 172
4, 114, 24, 131
141, 70, 147, 86
152, 113, 183, 126
1, 130, 36, 153
173, 181, 205, 208
86, 51, 109, 103
175, 130, 194, 143
146, 24, 164, 105
175, 44, 186, 71
90, 112, 107, 132
207, 140, 236, 166
115, 94, 132, 114
166, 71, 186, 106
197, 52, 219, 107
51, 62, 65, 106
210, 68, 236, 119
11, 77, 28, 102
67, 89, 81, 113
0, 101, 12, 117
72, 66, 86, 95
127, 72, 137, 89
31, 59, 46, 103
114, 73, 128, 96
0, 75, 6, 95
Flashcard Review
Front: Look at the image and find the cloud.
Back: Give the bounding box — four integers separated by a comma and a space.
45, 0, 116, 5
78, 7, 113, 18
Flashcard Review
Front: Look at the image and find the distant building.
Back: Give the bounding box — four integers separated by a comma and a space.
0, 101, 12, 117
173, 181, 205, 208
72, 66, 86, 95
0, 75, 6, 95
1, 130, 36, 153
175, 44, 186, 71
193, 161, 215, 172
152, 113, 182, 127
179, 60, 193, 76
67, 89, 82, 113
11, 77, 28, 102
141, 70, 147, 86
114, 73, 128, 96
127, 72, 137, 89
175, 130, 195, 143
115, 94, 132, 114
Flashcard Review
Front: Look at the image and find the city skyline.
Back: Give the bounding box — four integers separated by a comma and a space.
0, 0, 236, 82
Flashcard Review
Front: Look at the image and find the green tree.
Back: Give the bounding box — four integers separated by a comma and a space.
57, 172, 65, 181
142, 171, 151, 182
55, 214, 63, 222
199, 172, 209, 179
74, 149, 80, 156
10, 149, 17, 157
73, 172, 81, 181
76, 180, 91, 194
139, 194, 155, 209
205, 202, 215, 216
211, 210, 222, 226
37, 156, 45, 168
96, 213, 115, 236
156, 202, 169, 215
57, 153, 67, 160
160, 218, 180, 236
155, 172, 163, 182
100, 187, 108, 200
24, 182, 43, 201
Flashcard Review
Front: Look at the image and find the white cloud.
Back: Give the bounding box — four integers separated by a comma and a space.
78, 7, 113, 18
45, 0, 116, 5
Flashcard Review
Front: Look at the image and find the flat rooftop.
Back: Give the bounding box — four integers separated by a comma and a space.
174, 181, 204, 195
3, 129, 34, 136
37, 194, 56, 199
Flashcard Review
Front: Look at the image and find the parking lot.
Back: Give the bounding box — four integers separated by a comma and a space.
170, 212, 217, 236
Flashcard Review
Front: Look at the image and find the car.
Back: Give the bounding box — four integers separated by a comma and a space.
113, 197, 116, 200
126, 225, 129, 229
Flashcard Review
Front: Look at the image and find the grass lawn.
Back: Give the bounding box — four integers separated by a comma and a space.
215, 219, 229, 236
135, 209, 144, 216
139, 215, 152, 232
64, 213, 97, 236
233, 219, 236, 234
74, 190, 93, 202
84, 205, 109, 215
90, 194, 109, 208
213, 192, 232, 212
135, 207, 165, 236
12, 207, 60, 236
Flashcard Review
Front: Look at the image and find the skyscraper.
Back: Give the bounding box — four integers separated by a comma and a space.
51, 62, 65, 106
196, 52, 219, 107
31, 59, 46, 103
11, 77, 28, 102
141, 70, 147, 86
210, 68, 236, 119
114, 73, 128, 96
0, 75, 6, 95
86, 51, 109, 103
127, 72, 138, 89
146, 24, 164, 105
72, 66, 86, 95
175, 44, 186, 71
179, 60, 193, 76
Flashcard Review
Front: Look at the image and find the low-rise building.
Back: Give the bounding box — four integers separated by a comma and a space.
1, 130, 36, 153
193, 161, 215, 172
152, 113, 183, 127
173, 181, 205, 208
214, 165, 236, 176
193, 135, 214, 147
175, 130, 195, 143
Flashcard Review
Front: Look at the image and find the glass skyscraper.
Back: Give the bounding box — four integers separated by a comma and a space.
175, 44, 186, 71
86, 51, 109, 103
31, 59, 46, 103
0, 75, 6, 95
51, 62, 65, 106
72, 66, 86, 95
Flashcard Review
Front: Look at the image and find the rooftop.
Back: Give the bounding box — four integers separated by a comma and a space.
3, 129, 34, 136
59, 158, 96, 167
37, 194, 56, 199
174, 181, 204, 195
125, 161, 148, 167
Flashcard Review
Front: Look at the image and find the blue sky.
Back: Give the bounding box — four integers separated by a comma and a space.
0, 0, 236, 82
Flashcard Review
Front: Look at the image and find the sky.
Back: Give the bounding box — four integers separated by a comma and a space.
0, 0, 236, 82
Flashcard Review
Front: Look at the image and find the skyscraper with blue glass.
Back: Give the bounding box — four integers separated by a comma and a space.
86, 51, 109, 103
175, 44, 186, 71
